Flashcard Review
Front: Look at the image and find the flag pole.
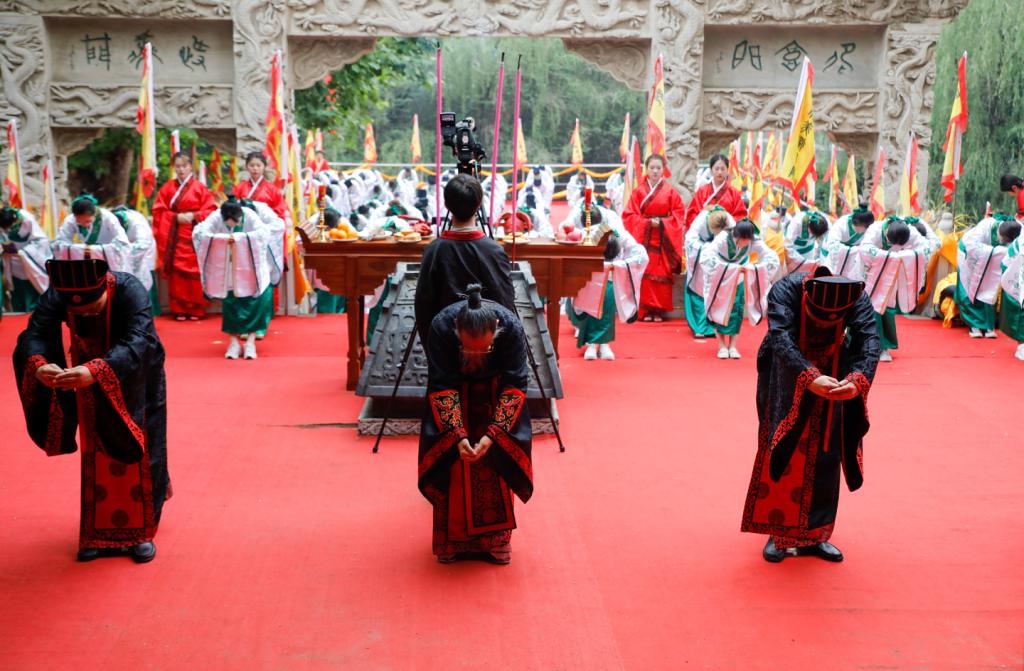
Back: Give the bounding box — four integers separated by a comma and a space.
510, 55, 522, 266
487, 53, 505, 233
434, 45, 443, 230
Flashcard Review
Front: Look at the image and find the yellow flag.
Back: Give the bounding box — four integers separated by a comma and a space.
869, 148, 886, 219
644, 55, 666, 164
569, 118, 583, 166
941, 52, 968, 203
779, 58, 817, 203
4, 119, 25, 209
728, 140, 743, 191
41, 160, 57, 237
515, 117, 528, 165
410, 114, 422, 164
363, 123, 377, 164
898, 132, 921, 216
619, 113, 630, 163
842, 155, 858, 214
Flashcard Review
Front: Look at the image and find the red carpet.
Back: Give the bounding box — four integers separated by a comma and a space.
0, 311, 1021, 669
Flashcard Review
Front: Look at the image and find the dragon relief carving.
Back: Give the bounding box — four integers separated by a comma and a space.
49, 85, 234, 128
1, 19, 49, 207
1, 0, 230, 18
706, 0, 968, 24
286, 0, 647, 37
702, 90, 880, 134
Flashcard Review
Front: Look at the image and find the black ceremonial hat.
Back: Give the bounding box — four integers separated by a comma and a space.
803, 267, 864, 322
46, 259, 110, 305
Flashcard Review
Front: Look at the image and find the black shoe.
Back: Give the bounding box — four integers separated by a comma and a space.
762, 537, 786, 563
77, 547, 100, 562
131, 541, 156, 563
798, 541, 844, 562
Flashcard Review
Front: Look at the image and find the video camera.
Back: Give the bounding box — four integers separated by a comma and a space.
440, 113, 487, 176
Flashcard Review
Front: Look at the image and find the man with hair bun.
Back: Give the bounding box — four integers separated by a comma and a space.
418, 283, 533, 564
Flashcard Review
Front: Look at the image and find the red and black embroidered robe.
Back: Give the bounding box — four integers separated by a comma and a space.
741, 272, 879, 547
152, 176, 217, 316
418, 301, 533, 556
13, 273, 170, 549
622, 180, 687, 315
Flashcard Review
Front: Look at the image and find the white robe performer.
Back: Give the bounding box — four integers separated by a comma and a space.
784, 210, 830, 275
566, 173, 596, 208
574, 206, 649, 322
1, 208, 51, 296
957, 216, 1009, 313
53, 206, 131, 272
111, 206, 158, 291
824, 214, 868, 281
860, 219, 939, 315
605, 172, 625, 213
684, 209, 736, 307
193, 205, 272, 300
699, 230, 780, 328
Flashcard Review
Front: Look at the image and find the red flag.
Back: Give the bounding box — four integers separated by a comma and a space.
869, 148, 887, 220
264, 50, 288, 187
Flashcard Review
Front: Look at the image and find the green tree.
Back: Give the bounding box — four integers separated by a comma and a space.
928, 0, 1024, 219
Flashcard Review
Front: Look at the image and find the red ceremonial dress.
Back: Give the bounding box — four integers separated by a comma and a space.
1016, 189, 1024, 219
234, 177, 288, 220
152, 176, 217, 317
623, 179, 686, 316
684, 181, 748, 229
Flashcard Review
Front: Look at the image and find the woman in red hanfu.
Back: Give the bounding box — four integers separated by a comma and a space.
685, 153, 748, 229
152, 152, 217, 321
622, 154, 687, 322
234, 151, 288, 220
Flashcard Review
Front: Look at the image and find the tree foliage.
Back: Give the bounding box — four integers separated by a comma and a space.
927, 0, 1024, 218
295, 38, 646, 166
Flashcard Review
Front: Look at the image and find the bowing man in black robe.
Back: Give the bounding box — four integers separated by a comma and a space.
13, 259, 170, 563
741, 268, 880, 563
415, 174, 515, 347
418, 284, 533, 565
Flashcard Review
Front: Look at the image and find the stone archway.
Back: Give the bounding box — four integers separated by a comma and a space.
2, 0, 967, 207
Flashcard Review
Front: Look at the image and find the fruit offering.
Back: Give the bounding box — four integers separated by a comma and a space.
394, 229, 423, 243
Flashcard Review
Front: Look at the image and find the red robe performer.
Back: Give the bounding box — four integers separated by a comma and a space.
685, 154, 748, 229
235, 153, 288, 220
622, 155, 686, 320
152, 154, 217, 319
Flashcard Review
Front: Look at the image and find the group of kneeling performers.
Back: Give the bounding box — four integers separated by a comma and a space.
5, 151, 1022, 566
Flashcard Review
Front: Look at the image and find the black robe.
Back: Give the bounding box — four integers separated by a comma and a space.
13, 272, 170, 548
741, 272, 880, 545
418, 301, 533, 552
414, 229, 516, 347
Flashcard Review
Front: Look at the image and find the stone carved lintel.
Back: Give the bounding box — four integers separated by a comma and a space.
288, 37, 377, 90
562, 39, 650, 92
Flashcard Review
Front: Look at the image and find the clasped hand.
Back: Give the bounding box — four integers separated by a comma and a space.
809, 375, 859, 400
35, 363, 95, 390
457, 436, 493, 463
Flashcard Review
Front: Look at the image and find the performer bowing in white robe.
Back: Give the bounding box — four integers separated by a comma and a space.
52, 195, 131, 272
482, 173, 508, 215
605, 172, 625, 213
684, 207, 734, 339
193, 199, 272, 360
110, 206, 158, 292
956, 215, 1014, 339
566, 172, 596, 209
998, 219, 1024, 360
859, 217, 939, 361
566, 204, 648, 360
824, 207, 875, 281
1, 206, 51, 313
700, 219, 780, 360
784, 210, 830, 275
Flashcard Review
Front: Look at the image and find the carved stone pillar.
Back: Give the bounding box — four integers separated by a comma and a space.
562, 39, 649, 93
653, 0, 705, 201
0, 14, 52, 209
232, 0, 288, 155
879, 23, 942, 210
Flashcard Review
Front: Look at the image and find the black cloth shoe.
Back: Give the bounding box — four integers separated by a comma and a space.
799, 541, 844, 562
131, 541, 156, 564
76, 548, 100, 562
762, 537, 786, 563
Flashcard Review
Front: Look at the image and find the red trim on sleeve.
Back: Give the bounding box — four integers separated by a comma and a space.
83, 358, 147, 453
769, 367, 821, 454
19, 355, 47, 410
490, 388, 526, 433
